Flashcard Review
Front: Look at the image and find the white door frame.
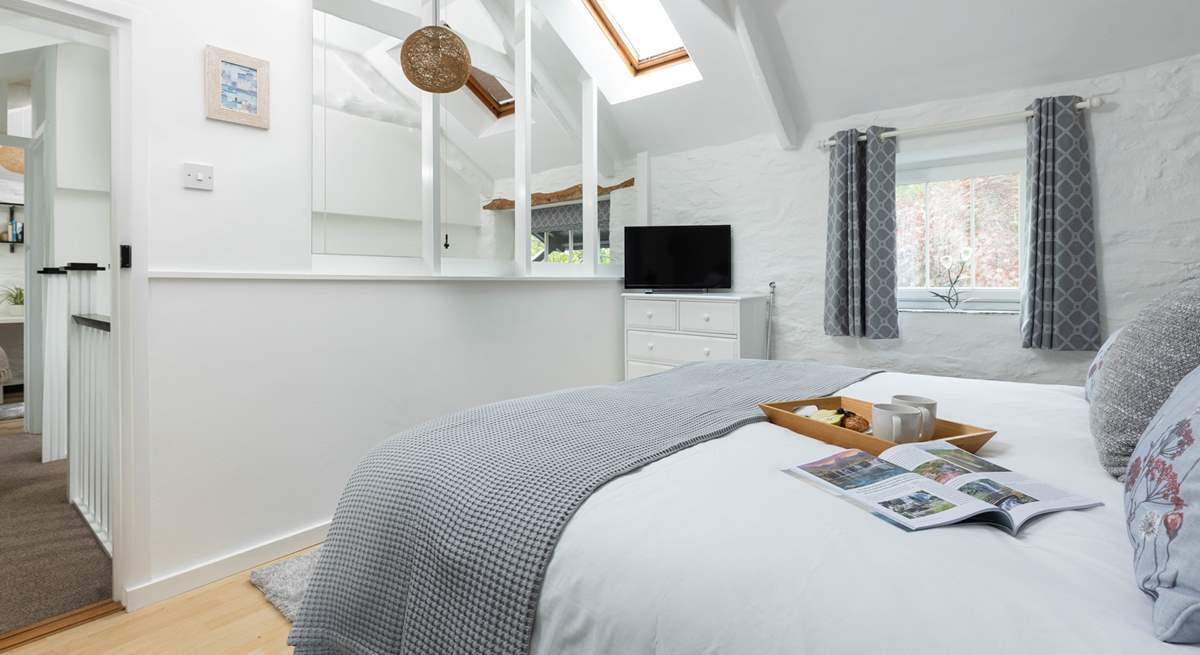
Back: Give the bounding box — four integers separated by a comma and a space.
0, 0, 148, 606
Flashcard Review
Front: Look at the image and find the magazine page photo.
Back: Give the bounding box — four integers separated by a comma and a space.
785, 450, 1001, 531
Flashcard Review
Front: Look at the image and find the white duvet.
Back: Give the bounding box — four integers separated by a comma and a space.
532, 372, 1190, 654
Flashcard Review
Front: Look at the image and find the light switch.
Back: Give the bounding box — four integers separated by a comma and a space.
183, 162, 214, 191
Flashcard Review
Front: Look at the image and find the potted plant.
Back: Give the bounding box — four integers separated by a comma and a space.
1, 286, 23, 317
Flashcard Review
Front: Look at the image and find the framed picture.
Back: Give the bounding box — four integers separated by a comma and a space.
204, 46, 270, 129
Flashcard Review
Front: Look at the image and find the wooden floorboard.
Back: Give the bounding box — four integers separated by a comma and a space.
4, 549, 311, 655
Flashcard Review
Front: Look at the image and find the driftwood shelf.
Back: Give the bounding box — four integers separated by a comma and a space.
483, 177, 635, 211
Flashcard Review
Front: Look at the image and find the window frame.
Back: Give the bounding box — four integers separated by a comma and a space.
895, 153, 1026, 313
464, 68, 515, 119
581, 0, 690, 77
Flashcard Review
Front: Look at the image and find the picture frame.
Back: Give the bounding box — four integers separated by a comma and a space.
204, 46, 270, 129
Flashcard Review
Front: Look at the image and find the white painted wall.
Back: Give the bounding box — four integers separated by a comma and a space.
118, 0, 625, 607
314, 108, 422, 224
607, 185, 635, 265
7, 103, 32, 138
142, 1, 312, 273
54, 42, 111, 312
142, 276, 621, 594
54, 43, 109, 193
645, 54, 1200, 384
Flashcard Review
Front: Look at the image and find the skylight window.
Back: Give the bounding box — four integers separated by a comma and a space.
464, 67, 514, 118
582, 0, 689, 75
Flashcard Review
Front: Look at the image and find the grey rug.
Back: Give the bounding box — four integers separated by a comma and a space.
250, 548, 320, 622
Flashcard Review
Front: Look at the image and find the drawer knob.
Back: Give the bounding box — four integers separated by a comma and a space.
648, 343, 655, 350
703, 348, 711, 356
703, 313, 711, 322
646, 311, 653, 319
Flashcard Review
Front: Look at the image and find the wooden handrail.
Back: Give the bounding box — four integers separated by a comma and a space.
73, 314, 112, 332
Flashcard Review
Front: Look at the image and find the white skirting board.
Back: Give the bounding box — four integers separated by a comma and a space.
122, 520, 329, 611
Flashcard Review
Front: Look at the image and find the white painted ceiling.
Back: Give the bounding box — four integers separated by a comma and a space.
600, 0, 1200, 154
183, 0, 1200, 176
772, 0, 1200, 123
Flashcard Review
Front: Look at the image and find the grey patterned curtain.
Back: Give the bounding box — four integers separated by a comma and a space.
1021, 96, 1102, 350
824, 127, 899, 339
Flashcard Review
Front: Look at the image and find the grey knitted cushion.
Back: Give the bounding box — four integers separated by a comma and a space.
1091, 280, 1200, 477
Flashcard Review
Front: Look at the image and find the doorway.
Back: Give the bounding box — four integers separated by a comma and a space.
0, 6, 120, 645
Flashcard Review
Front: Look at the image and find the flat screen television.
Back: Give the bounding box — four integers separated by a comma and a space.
624, 225, 732, 290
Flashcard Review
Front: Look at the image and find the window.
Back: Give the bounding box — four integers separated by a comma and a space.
530, 228, 612, 264
464, 66, 514, 118
529, 199, 613, 264
895, 156, 1024, 312
582, 0, 690, 76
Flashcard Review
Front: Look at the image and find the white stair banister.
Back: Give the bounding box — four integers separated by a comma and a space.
65, 263, 112, 554
38, 267, 68, 462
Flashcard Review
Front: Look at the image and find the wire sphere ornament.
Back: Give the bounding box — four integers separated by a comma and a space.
400, 26, 472, 93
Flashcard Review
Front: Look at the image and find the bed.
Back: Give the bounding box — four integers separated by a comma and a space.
291, 365, 1182, 654
531, 371, 1175, 654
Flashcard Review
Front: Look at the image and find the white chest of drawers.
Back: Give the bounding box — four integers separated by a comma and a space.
622, 292, 769, 380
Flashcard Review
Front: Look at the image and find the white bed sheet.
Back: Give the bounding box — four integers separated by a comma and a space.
532, 372, 1190, 654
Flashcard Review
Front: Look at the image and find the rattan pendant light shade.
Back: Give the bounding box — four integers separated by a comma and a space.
0, 147, 24, 175
400, 26, 472, 93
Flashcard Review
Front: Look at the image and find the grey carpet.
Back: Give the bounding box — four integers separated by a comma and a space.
0, 426, 112, 635
251, 549, 320, 622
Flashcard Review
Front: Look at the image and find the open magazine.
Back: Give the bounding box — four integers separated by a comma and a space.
784, 442, 1101, 534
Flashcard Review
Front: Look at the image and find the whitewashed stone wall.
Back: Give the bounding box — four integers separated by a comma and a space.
645, 54, 1200, 384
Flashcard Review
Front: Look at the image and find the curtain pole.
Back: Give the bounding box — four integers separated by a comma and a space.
817, 97, 1103, 151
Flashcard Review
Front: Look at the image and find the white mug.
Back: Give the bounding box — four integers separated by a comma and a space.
872, 404, 924, 443
891, 395, 938, 440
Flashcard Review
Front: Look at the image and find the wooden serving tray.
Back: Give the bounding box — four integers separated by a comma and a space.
759, 396, 996, 456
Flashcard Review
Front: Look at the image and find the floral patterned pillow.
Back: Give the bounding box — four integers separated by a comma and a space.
1085, 327, 1121, 402
1126, 365, 1200, 642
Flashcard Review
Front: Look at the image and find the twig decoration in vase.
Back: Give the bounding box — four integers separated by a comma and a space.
929, 248, 974, 310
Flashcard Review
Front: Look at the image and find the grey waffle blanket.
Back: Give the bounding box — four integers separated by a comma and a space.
289, 360, 876, 655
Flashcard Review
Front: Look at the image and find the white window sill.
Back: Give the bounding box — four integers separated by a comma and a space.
900, 308, 1018, 316
898, 287, 1019, 314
